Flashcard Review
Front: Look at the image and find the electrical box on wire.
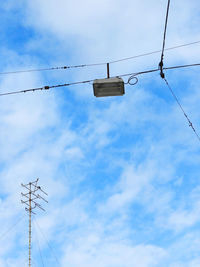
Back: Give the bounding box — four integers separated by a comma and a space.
93, 77, 125, 97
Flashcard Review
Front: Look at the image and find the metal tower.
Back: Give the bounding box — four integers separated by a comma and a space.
21, 178, 48, 267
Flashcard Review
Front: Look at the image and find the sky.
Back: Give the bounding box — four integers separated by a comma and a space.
0, 0, 200, 266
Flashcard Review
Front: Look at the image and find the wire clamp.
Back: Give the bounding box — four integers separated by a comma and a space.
189, 121, 193, 127
159, 61, 165, 79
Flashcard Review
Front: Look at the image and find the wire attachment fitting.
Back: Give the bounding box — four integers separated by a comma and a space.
125, 75, 138, 86
159, 61, 165, 79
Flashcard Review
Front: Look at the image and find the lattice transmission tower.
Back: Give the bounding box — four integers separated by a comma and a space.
21, 178, 48, 267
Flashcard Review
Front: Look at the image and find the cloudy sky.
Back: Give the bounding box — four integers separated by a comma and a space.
0, 0, 200, 266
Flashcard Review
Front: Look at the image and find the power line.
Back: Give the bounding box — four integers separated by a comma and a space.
114, 63, 200, 80
157, 1, 200, 143
0, 214, 25, 241
159, 0, 171, 78
0, 86, 50, 96
0, 79, 94, 96
109, 40, 200, 64
33, 218, 60, 267
163, 77, 200, 143
161, 0, 171, 61
34, 225, 45, 267
0, 40, 200, 75
0, 63, 200, 97
164, 63, 200, 71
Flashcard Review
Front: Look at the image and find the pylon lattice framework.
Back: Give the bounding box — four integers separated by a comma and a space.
21, 178, 48, 267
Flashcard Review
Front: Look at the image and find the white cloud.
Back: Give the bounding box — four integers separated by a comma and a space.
62, 242, 166, 267
23, 0, 200, 67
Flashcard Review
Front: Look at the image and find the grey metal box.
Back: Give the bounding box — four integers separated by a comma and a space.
93, 77, 125, 97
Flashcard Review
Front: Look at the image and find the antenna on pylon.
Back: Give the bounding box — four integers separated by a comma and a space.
21, 178, 48, 267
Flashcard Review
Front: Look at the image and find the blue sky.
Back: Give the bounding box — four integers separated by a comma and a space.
0, 0, 200, 266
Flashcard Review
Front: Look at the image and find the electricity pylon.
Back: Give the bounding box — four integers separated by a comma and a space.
21, 178, 48, 267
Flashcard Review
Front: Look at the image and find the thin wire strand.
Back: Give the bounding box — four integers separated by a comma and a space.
33, 218, 60, 267
109, 40, 200, 64
159, 0, 171, 78
163, 77, 200, 143
0, 86, 46, 96
0, 79, 94, 96
0, 214, 25, 241
32, 258, 37, 267
160, 0, 171, 63
34, 224, 45, 267
158, 2, 200, 143
0, 39, 200, 75
164, 63, 200, 71
116, 63, 200, 80
0, 66, 68, 75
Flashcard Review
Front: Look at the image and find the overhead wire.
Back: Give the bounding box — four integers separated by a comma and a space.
109, 40, 200, 64
164, 62, 200, 71
0, 79, 93, 96
34, 224, 45, 267
33, 217, 60, 266
159, 0, 171, 78
118, 63, 200, 81
0, 40, 200, 75
163, 78, 200, 142
0, 63, 200, 97
158, 0, 200, 143
0, 214, 25, 241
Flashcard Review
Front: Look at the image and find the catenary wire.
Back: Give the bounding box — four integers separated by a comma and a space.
163, 77, 200, 143
0, 214, 25, 241
0, 63, 200, 97
164, 63, 200, 71
159, 0, 171, 78
119, 63, 200, 79
160, 0, 171, 62
34, 224, 45, 267
0, 79, 94, 96
33, 218, 60, 266
158, 2, 200, 143
109, 40, 200, 64
0, 39, 200, 75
